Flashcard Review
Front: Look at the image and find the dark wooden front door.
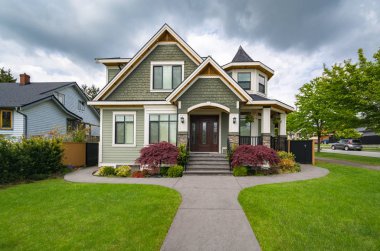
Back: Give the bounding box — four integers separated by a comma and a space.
190, 115, 219, 152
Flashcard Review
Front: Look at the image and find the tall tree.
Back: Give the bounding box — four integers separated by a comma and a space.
0, 67, 16, 82
81, 84, 99, 100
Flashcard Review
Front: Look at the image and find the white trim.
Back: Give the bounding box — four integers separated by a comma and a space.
94, 24, 203, 101
96, 58, 131, 64
98, 108, 103, 165
187, 102, 231, 113
88, 101, 171, 106
143, 105, 177, 146
250, 100, 295, 111
166, 57, 253, 103
150, 61, 185, 92
222, 62, 274, 77
112, 111, 137, 147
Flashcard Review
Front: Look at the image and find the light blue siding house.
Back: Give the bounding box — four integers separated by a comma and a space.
0, 73, 99, 139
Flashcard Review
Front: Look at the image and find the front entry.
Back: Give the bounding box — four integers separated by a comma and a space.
190, 115, 219, 152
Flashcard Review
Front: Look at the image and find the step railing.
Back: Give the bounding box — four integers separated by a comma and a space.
239, 136, 263, 146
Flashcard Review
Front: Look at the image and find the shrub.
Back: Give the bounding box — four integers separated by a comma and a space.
227, 143, 238, 161
177, 144, 189, 166
276, 151, 299, 173
233, 166, 248, 176
160, 166, 170, 176
115, 166, 131, 177
98, 166, 115, 176
131, 171, 145, 178
167, 165, 183, 177
136, 142, 178, 168
231, 145, 280, 168
277, 151, 295, 161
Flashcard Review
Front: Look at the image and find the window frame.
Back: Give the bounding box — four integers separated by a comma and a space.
148, 114, 177, 145
258, 74, 266, 94
78, 100, 85, 111
239, 113, 251, 137
0, 110, 13, 130
237, 72, 251, 90
150, 61, 184, 92
55, 92, 65, 105
112, 111, 136, 147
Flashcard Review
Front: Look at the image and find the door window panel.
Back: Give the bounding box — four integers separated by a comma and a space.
202, 122, 207, 144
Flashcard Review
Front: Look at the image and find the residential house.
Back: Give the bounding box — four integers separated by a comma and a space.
89, 24, 294, 167
0, 74, 100, 139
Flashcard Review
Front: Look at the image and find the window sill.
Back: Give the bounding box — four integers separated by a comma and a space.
0, 128, 13, 130
112, 144, 137, 148
150, 89, 173, 93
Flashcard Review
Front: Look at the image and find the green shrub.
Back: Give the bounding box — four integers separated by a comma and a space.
233, 166, 248, 176
177, 144, 189, 166
98, 166, 115, 176
160, 166, 170, 176
276, 151, 299, 173
167, 165, 184, 177
277, 151, 295, 161
115, 166, 131, 177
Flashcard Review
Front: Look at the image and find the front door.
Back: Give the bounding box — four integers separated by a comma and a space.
190, 115, 219, 152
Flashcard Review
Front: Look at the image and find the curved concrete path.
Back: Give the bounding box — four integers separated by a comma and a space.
65, 165, 328, 251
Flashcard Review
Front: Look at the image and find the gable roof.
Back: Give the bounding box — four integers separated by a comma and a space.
166, 57, 253, 103
232, 46, 254, 62
94, 24, 204, 101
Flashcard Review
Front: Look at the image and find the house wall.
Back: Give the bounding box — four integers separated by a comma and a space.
23, 100, 69, 136
0, 109, 24, 139
101, 108, 144, 165
107, 67, 121, 82
106, 44, 198, 101
177, 78, 240, 114
58, 86, 100, 136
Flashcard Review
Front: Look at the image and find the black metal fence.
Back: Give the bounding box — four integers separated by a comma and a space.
239, 136, 263, 146
270, 136, 288, 151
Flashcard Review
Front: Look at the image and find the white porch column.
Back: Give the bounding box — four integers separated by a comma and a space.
261, 107, 271, 134
280, 113, 287, 136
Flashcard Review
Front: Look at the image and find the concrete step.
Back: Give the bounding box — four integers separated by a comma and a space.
183, 170, 232, 176
188, 161, 229, 165
190, 153, 225, 157
186, 166, 230, 171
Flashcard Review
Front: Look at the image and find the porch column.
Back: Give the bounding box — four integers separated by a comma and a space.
228, 113, 239, 145
279, 113, 287, 136
261, 107, 271, 147
177, 114, 188, 145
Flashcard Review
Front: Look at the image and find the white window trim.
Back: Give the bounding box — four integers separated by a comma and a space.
237, 72, 252, 91
150, 61, 185, 92
112, 111, 137, 147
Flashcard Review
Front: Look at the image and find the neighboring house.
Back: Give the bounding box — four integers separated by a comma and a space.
89, 24, 294, 167
0, 74, 100, 139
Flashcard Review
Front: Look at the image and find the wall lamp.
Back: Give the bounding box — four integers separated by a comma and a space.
180, 116, 185, 124
233, 117, 237, 124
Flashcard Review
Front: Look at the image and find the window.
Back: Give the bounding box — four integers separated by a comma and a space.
152, 64, 182, 90
149, 114, 177, 144
0, 110, 12, 129
258, 74, 266, 94
237, 72, 251, 90
55, 92, 65, 104
114, 113, 135, 145
78, 100, 85, 111
67, 119, 80, 132
239, 114, 251, 137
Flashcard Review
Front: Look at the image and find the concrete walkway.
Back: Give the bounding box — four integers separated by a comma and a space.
65, 165, 329, 251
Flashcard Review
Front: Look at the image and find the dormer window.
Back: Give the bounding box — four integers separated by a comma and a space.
151, 61, 184, 91
258, 74, 266, 94
237, 72, 251, 90
55, 92, 65, 104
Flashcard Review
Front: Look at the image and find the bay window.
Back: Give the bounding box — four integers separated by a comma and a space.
258, 74, 266, 94
149, 114, 177, 144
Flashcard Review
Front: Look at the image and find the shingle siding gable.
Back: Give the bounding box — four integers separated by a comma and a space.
106, 44, 198, 101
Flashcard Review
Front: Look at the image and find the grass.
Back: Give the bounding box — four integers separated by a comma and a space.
239, 162, 380, 251
316, 152, 380, 166
0, 179, 181, 251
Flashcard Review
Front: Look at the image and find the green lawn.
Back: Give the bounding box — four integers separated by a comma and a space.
316, 152, 380, 166
0, 179, 181, 251
239, 162, 380, 251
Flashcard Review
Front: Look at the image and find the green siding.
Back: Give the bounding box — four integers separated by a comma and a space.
107, 44, 198, 101
101, 108, 144, 164
108, 68, 120, 82
178, 78, 240, 113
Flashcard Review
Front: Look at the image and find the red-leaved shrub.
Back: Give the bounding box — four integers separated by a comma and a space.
231, 145, 280, 168
136, 142, 179, 168
131, 171, 145, 178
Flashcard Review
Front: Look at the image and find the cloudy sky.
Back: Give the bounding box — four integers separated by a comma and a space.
0, 0, 379, 106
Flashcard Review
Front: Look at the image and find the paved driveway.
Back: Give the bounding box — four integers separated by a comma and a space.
321, 149, 380, 158
65, 165, 328, 251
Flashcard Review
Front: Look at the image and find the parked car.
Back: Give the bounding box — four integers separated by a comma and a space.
331, 139, 362, 151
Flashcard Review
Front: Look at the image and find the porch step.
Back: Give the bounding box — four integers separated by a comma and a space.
188, 161, 229, 165
186, 165, 230, 171
184, 152, 231, 175
184, 170, 232, 176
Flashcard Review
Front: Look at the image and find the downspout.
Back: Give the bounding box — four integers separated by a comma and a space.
16, 107, 28, 138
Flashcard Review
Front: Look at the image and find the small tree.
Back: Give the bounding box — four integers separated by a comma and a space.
136, 142, 178, 172
0, 67, 16, 83
81, 84, 99, 100
231, 145, 280, 168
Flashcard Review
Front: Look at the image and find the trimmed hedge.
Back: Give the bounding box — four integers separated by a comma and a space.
0, 137, 64, 184
167, 165, 184, 177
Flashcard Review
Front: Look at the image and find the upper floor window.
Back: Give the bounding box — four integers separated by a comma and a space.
55, 92, 65, 105
237, 72, 251, 90
0, 110, 12, 129
78, 100, 85, 111
258, 74, 266, 94
152, 62, 184, 91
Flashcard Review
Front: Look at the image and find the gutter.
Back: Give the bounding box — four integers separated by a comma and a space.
16, 107, 27, 138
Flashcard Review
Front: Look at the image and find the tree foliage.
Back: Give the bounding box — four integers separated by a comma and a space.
0, 67, 16, 83
81, 84, 99, 100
